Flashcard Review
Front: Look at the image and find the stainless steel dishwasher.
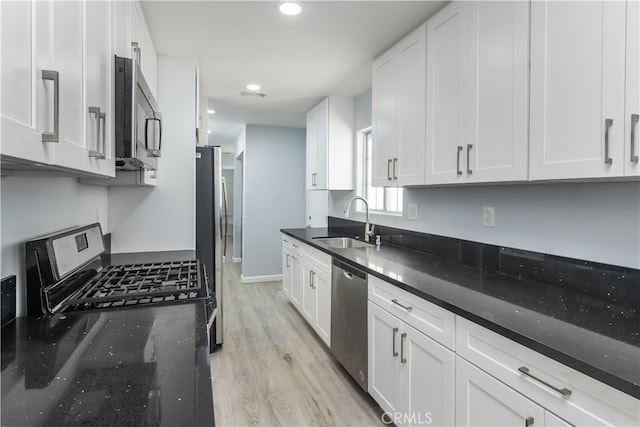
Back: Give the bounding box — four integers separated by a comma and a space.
331, 258, 368, 391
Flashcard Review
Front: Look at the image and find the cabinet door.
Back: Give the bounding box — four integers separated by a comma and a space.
306, 106, 320, 189
466, 1, 529, 183
425, 1, 471, 184
315, 100, 329, 189
301, 263, 316, 323
368, 302, 403, 415
0, 0, 51, 164
529, 0, 626, 179
372, 50, 396, 187
313, 269, 331, 347
85, 0, 115, 177
456, 357, 545, 427
289, 254, 302, 309
400, 324, 454, 427
396, 25, 426, 186
282, 249, 292, 298
625, 0, 640, 176
51, 0, 83, 151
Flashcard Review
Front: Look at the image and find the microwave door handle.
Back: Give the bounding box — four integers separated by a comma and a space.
157, 115, 162, 153
145, 117, 151, 153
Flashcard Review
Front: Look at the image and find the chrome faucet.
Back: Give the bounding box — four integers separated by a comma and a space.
344, 197, 375, 242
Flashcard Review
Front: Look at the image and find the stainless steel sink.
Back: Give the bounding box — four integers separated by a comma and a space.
313, 237, 371, 249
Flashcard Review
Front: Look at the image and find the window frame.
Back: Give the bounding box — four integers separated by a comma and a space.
356, 127, 403, 215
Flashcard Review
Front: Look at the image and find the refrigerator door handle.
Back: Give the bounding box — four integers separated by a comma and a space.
221, 176, 229, 257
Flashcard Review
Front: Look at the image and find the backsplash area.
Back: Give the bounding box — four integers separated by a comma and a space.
328, 216, 640, 313
330, 181, 640, 268
0, 176, 108, 317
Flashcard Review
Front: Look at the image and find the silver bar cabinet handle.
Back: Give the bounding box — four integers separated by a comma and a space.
88, 107, 102, 158
392, 327, 399, 357
286, 254, 290, 268
309, 271, 313, 288
391, 298, 412, 312
604, 118, 613, 164
518, 367, 572, 397
466, 144, 473, 174
393, 158, 398, 179
456, 146, 463, 175
525, 416, 534, 427
42, 70, 59, 142
99, 112, 106, 159
400, 332, 407, 364
387, 159, 392, 180
631, 114, 639, 163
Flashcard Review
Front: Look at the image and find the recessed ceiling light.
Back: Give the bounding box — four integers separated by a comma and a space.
245, 84, 261, 91
207, 130, 212, 134
278, 1, 302, 16
207, 109, 216, 114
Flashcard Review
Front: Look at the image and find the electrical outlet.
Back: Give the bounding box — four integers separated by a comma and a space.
483, 206, 495, 227
408, 204, 418, 220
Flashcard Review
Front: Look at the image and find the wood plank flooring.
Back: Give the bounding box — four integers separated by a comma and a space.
210, 261, 385, 426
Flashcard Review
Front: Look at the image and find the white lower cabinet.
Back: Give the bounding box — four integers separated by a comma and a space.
368, 301, 455, 427
457, 357, 573, 427
281, 234, 331, 347
367, 276, 639, 427
456, 356, 545, 427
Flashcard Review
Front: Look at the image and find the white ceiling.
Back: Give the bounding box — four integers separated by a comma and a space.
141, 1, 447, 152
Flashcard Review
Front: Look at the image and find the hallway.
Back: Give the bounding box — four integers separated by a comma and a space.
209, 261, 385, 426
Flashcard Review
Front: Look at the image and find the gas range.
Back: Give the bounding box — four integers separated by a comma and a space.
25, 223, 217, 352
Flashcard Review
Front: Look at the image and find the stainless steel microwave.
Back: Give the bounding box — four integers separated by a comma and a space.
114, 56, 161, 171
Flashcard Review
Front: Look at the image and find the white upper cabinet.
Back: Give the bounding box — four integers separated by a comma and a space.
114, 1, 158, 97
306, 97, 354, 191
529, 1, 627, 179
625, 0, 640, 177
425, 1, 529, 184
1, 1, 52, 166
372, 24, 426, 187
1, 0, 115, 177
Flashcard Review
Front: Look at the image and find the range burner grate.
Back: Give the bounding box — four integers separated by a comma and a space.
66, 260, 203, 309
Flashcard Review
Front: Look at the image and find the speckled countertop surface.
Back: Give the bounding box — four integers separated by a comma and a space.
1, 301, 214, 426
282, 227, 640, 399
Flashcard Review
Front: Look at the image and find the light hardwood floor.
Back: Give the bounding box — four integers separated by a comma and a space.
210, 261, 385, 426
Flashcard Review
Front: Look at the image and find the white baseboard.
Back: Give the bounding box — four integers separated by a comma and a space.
240, 274, 283, 284
232, 257, 242, 263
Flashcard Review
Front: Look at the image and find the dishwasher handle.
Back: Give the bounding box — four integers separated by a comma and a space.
333, 258, 367, 281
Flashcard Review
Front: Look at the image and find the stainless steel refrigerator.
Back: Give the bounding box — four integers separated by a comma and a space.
196, 146, 228, 349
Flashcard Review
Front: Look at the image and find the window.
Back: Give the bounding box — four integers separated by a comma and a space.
356, 128, 403, 214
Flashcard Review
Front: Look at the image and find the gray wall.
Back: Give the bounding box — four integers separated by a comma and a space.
1, 177, 109, 316
330, 90, 640, 269
242, 125, 306, 279
109, 57, 197, 253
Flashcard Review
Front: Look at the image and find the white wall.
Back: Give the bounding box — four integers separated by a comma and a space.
233, 126, 246, 261
0, 177, 108, 316
330, 90, 640, 269
242, 125, 306, 280
109, 56, 197, 253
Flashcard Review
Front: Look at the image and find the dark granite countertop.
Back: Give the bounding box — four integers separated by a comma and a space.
281, 226, 640, 399
1, 300, 214, 426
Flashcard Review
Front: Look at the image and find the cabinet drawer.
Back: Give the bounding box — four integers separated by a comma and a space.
301, 243, 331, 274
456, 317, 640, 426
281, 235, 302, 256
368, 275, 455, 351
